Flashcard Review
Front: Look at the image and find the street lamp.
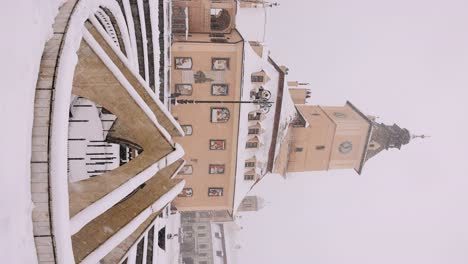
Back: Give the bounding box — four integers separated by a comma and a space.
170, 95, 274, 113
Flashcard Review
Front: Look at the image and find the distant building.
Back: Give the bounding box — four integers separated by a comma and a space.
180, 211, 228, 264
179, 196, 263, 264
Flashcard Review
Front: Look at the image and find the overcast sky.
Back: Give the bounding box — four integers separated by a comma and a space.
234, 1, 468, 263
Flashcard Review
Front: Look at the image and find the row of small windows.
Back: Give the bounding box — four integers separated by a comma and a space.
181, 122, 262, 136
174, 57, 230, 71
295, 145, 326, 152
294, 143, 354, 154
178, 164, 225, 175
178, 187, 224, 198
179, 162, 259, 181
175, 83, 229, 96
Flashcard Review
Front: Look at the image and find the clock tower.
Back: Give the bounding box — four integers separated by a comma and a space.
283, 101, 415, 174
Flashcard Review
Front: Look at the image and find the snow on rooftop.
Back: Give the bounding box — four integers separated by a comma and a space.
221, 221, 242, 264
272, 79, 297, 163
232, 41, 286, 212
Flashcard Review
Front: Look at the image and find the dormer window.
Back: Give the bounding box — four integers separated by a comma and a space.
248, 112, 261, 121
244, 174, 254, 180
245, 161, 255, 167
251, 75, 264, 83
248, 128, 259, 135
246, 142, 258, 149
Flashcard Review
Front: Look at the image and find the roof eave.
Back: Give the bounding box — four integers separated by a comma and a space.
346, 101, 373, 175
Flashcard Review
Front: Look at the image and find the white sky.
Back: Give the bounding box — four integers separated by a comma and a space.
235, 0, 468, 263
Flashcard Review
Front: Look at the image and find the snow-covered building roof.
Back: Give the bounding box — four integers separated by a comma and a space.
232, 42, 296, 212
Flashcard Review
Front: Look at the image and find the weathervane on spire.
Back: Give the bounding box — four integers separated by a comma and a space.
412, 134, 430, 139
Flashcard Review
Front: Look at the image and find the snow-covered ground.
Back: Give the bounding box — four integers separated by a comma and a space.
0, 1, 63, 263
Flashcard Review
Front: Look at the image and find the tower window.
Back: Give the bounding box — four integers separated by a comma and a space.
316, 145, 325, 150
295, 147, 304, 152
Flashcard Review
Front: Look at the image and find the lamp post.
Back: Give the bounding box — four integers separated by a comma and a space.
170, 95, 274, 113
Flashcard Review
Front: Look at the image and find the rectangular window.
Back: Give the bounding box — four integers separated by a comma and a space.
212, 58, 229, 71
182, 258, 193, 264
251, 75, 264, 83
181, 125, 192, 136
184, 232, 192, 239
246, 142, 258, 149
199, 244, 208, 249
197, 225, 206, 230
198, 211, 211, 218
244, 174, 254, 181
245, 161, 255, 168
216, 250, 224, 257
178, 165, 193, 175
174, 57, 192, 69
209, 33, 225, 38
211, 84, 229, 96
178, 188, 193, 197
146, 226, 155, 264
295, 147, 304, 152
211, 107, 230, 123
210, 140, 226, 150
215, 232, 222, 239
136, 238, 144, 264
175, 84, 192, 95
199, 252, 208, 257
248, 128, 259, 135
210, 38, 227, 43
198, 233, 207, 238
316, 145, 325, 150
209, 164, 225, 174
208, 187, 224, 197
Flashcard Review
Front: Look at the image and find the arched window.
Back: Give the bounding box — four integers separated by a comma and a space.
210, 9, 231, 31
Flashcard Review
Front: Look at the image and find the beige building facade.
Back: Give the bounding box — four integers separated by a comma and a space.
170, 18, 244, 211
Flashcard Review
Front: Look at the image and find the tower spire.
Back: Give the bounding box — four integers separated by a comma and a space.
411, 134, 430, 139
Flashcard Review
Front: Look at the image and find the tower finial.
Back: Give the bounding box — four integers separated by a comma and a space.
411, 134, 430, 139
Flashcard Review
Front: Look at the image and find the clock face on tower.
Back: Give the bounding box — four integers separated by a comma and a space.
339, 141, 353, 154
